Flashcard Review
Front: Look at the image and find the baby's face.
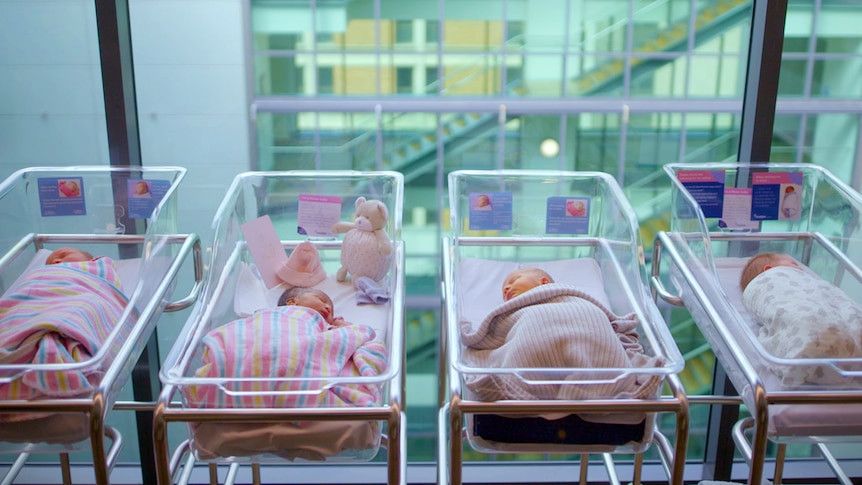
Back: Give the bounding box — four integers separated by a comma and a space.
46, 247, 93, 265
293, 291, 334, 322
502, 269, 547, 301
135, 182, 149, 194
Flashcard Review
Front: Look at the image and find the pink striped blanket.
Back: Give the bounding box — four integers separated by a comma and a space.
0, 257, 129, 413
185, 306, 387, 411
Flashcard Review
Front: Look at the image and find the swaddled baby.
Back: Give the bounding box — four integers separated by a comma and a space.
187, 286, 386, 409
0, 247, 129, 434
741, 252, 862, 385
461, 268, 664, 424
184, 286, 387, 460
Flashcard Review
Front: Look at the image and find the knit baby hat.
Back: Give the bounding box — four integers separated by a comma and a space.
276, 241, 326, 287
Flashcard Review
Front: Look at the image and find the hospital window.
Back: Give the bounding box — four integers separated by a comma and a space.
397, 67, 413, 94
318, 67, 334, 95
396, 20, 413, 44
507, 21, 524, 42
507, 67, 524, 89
425, 67, 439, 89
426, 20, 439, 43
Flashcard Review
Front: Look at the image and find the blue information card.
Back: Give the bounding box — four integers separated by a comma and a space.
38, 177, 86, 217
468, 192, 512, 231
546, 196, 590, 234
751, 171, 803, 221
128, 179, 171, 219
678, 170, 726, 218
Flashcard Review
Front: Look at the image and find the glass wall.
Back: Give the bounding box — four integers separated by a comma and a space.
0, 0, 110, 172
248, 0, 862, 472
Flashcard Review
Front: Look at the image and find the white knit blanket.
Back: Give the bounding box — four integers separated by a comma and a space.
743, 266, 862, 385
460, 284, 664, 423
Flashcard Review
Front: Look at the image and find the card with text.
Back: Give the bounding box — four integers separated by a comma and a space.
241, 215, 288, 289
38, 177, 86, 217
719, 187, 759, 230
678, 170, 725, 218
546, 196, 590, 234
468, 192, 513, 231
751, 171, 803, 221
297, 194, 342, 237
128, 179, 170, 219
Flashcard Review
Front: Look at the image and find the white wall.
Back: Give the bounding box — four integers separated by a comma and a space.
126, 0, 250, 467
0, 0, 109, 176
0, 0, 250, 239
0, 0, 250, 473
130, 0, 250, 244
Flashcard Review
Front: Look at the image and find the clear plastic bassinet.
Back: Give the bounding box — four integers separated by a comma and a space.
156, 171, 405, 485
0, 166, 201, 484
439, 170, 688, 485
659, 162, 862, 400
651, 162, 862, 485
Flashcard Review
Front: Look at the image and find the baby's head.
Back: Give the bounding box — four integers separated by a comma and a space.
740, 252, 800, 291
135, 181, 150, 195
502, 267, 554, 301
278, 286, 335, 323
46, 247, 94, 265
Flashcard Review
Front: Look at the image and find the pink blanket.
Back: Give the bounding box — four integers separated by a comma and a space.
185, 306, 387, 410
0, 258, 129, 414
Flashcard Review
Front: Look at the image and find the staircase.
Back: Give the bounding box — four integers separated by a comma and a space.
359, 111, 500, 181
667, 314, 716, 395
268, 0, 753, 179
361, 0, 751, 178
571, 0, 751, 95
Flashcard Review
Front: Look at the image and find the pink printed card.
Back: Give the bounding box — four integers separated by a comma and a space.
240, 215, 288, 289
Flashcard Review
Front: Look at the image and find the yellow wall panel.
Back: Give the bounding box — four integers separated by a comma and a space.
337, 66, 379, 95
444, 21, 488, 47
442, 65, 498, 95
346, 19, 395, 46
380, 66, 395, 94
488, 22, 505, 46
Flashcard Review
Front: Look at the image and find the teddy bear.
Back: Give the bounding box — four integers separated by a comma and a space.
331, 197, 392, 284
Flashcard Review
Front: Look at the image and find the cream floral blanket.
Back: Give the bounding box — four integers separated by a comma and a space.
743, 266, 862, 385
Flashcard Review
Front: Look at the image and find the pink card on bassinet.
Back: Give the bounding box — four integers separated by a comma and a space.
241, 215, 288, 289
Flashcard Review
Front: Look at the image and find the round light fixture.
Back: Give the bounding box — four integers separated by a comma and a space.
540, 138, 560, 158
